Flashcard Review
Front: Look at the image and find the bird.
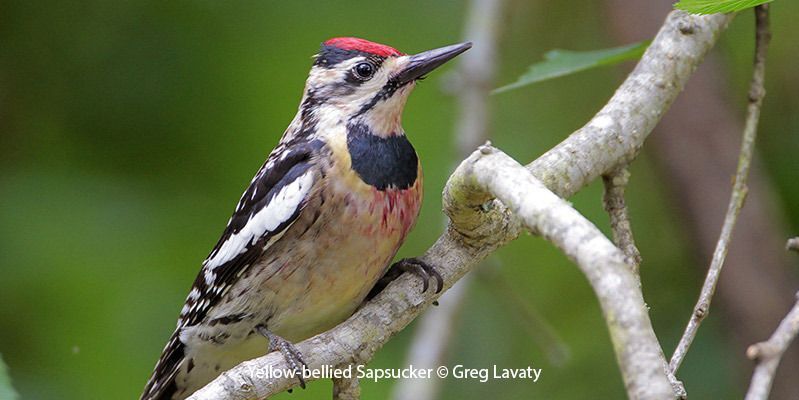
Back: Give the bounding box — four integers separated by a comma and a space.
140, 37, 471, 400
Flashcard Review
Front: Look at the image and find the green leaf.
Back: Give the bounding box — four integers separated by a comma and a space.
493, 41, 650, 94
0, 355, 18, 400
674, 0, 773, 14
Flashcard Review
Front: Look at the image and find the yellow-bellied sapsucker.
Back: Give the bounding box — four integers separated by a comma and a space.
140, 37, 470, 400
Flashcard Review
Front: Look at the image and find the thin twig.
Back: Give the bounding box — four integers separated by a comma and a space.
602, 167, 643, 269
602, 167, 686, 397
747, 236, 799, 398
669, 4, 770, 374
745, 291, 799, 400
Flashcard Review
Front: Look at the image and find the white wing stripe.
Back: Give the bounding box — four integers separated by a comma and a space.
204, 269, 216, 286
204, 169, 314, 270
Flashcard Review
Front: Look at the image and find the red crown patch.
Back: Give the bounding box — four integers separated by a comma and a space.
323, 37, 404, 57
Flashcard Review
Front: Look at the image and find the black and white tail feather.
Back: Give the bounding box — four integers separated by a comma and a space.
140, 138, 322, 400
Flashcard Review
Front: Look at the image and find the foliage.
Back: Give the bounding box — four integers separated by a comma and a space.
674, 0, 774, 14
493, 41, 649, 94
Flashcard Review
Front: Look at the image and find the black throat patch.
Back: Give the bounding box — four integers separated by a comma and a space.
347, 123, 418, 190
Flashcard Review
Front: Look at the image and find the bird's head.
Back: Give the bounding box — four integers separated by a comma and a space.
300, 37, 471, 136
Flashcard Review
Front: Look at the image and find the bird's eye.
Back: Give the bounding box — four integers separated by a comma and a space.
354, 62, 375, 79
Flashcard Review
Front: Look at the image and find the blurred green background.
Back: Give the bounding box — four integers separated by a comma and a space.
1, 1, 797, 399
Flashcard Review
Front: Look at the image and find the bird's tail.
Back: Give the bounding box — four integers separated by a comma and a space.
140, 330, 185, 400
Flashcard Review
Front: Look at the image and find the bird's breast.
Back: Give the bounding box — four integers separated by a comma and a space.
224, 125, 423, 342
255, 173, 422, 342
337, 174, 423, 240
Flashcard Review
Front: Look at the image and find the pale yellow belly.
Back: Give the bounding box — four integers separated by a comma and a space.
265, 180, 421, 341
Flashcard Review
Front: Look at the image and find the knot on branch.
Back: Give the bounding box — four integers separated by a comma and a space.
442, 143, 523, 250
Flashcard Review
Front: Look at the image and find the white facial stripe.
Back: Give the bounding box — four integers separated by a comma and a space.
204, 169, 315, 269
306, 56, 366, 88
361, 83, 414, 136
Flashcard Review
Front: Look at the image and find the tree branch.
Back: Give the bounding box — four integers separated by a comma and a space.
602, 167, 643, 269
602, 166, 686, 398
332, 373, 360, 400
188, 10, 732, 400
745, 238, 799, 399
669, 4, 770, 374
602, 165, 686, 397
464, 146, 673, 398
745, 292, 799, 400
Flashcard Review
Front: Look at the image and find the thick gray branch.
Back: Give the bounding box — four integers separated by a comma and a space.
188, 10, 731, 400
528, 12, 730, 199
461, 146, 673, 398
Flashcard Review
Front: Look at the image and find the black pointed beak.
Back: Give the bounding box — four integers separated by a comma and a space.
395, 42, 472, 85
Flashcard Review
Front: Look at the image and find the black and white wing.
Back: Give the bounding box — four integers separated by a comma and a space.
141, 138, 323, 400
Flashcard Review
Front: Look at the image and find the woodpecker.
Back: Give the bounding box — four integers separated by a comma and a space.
140, 37, 471, 400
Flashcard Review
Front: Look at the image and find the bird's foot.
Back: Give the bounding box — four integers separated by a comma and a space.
368, 257, 444, 299
395, 258, 444, 293
256, 326, 307, 389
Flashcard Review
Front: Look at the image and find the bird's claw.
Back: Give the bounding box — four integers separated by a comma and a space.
257, 326, 308, 389
393, 258, 444, 294
367, 258, 444, 300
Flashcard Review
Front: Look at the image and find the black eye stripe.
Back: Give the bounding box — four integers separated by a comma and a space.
351, 78, 408, 118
